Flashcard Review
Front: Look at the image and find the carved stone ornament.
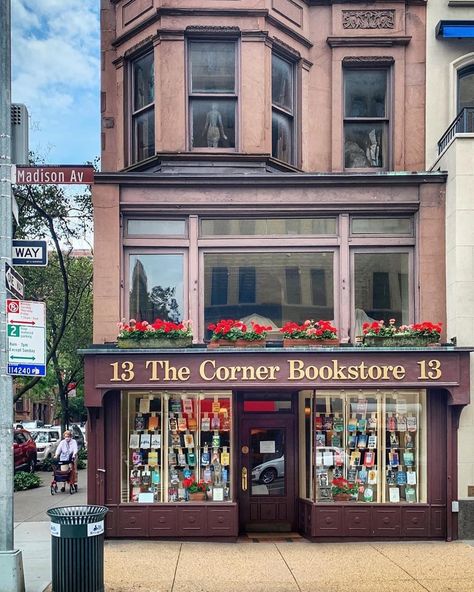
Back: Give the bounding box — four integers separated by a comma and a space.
342, 10, 395, 30
185, 25, 240, 33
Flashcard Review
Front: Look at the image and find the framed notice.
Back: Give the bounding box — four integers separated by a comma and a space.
260, 441, 275, 453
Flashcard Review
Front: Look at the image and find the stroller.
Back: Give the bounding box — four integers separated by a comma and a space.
50, 458, 78, 495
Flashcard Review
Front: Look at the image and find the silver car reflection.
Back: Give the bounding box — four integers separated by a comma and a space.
251, 455, 284, 484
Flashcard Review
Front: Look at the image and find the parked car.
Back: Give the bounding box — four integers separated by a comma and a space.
30, 428, 61, 466
13, 429, 37, 473
252, 455, 285, 484
70, 424, 85, 450
20, 420, 45, 430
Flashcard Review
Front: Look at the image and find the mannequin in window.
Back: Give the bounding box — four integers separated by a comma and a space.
203, 103, 227, 148
366, 129, 380, 167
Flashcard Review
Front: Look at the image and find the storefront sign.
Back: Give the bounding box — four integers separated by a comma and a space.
107, 356, 445, 385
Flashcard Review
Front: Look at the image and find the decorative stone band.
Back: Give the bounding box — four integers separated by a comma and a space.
342, 10, 395, 30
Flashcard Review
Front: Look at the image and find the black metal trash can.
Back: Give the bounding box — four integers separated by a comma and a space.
47, 505, 108, 592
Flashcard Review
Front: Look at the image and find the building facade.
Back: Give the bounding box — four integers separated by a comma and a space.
84, 0, 471, 540
426, 0, 474, 537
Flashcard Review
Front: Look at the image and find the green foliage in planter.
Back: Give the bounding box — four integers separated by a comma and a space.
78, 447, 88, 461
41, 457, 55, 472
77, 458, 87, 470
14, 472, 42, 491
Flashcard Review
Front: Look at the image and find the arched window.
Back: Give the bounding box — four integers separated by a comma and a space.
457, 65, 474, 112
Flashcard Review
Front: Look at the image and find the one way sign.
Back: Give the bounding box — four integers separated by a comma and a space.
5, 263, 24, 299
12, 239, 48, 266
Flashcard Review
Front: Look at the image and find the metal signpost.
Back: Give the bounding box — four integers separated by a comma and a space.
7, 300, 46, 377
0, 0, 25, 589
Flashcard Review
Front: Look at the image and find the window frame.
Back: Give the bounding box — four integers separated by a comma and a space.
343, 66, 391, 171
124, 249, 189, 323
129, 48, 155, 165
187, 38, 239, 152
271, 51, 297, 166
457, 64, 474, 113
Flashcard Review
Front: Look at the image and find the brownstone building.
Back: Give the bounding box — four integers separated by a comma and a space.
84, 1, 470, 540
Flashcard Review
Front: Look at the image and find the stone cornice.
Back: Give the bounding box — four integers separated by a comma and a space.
327, 35, 411, 47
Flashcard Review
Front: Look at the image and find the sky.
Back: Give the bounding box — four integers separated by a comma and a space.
12, 0, 100, 166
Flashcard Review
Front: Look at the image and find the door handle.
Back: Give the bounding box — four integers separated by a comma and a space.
241, 467, 248, 491
97, 468, 106, 473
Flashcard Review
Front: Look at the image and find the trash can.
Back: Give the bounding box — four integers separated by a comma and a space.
47, 505, 108, 592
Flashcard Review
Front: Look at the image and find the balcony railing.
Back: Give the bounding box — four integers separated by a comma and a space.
438, 107, 474, 154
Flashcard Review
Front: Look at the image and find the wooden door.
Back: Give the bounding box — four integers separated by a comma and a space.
239, 415, 296, 532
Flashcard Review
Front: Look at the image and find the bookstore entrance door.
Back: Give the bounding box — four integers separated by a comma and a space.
238, 415, 296, 532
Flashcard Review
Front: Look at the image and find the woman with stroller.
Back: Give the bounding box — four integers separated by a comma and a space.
54, 430, 78, 491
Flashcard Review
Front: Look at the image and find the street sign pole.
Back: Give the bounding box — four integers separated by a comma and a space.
0, 0, 25, 589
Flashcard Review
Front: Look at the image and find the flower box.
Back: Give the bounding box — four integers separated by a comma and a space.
333, 493, 353, 502
208, 339, 266, 348
117, 337, 192, 349
363, 335, 440, 348
188, 491, 207, 501
283, 338, 340, 348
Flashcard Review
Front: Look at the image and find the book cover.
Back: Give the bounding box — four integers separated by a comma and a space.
364, 451, 375, 467
132, 451, 142, 466
315, 451, 323, 466
317, 470, 329, 487
177, 451, 187, 466
135, 414, 146, 431
187, 452, 196, 466
347, 468, 358, 482
407, 416, 417, 432
168, 451, 177, 466
139, 398, 150, 414
404, 433, 414, 449
363, 486, 374, 502
315, 432, 326, 447
331, 434, 341, 447
201, 415, 211, 431
389, 451, 399, 467
347, 417, 357, 432
348, 435, 357, 448
314, 415, 323, 430
407, 470, 417, 485
396, 470, 407, 485
386, 469, 396, 485
212, 400, 221, 413
129, 433, 140, 449
182, 398, 193, 415
333, 416, 344, 432
177, 416, 187, 432
220, 450, 230, 466
148, 414, 159, 431
368, 469, 377, 484
323, 415, 333, 431
357, 434, 368, 449
367, 416, 377, 430
358, 467, 368, 483
389, 432, 399, 448
368, 435, 377, 449
212, 433, 221, 448
334, 451, 344, 466
140, 434, 151, 449
389, 487, 400, 503
211, 415, 221, 430
405, 487, 417, 503
169, 417, 178, 432
387, 415, 397, 432
323, 451, 334, 467
170, 398, 181, 413
403, 451, 414, 467
357, 418, 367, 431
184, 433, 195, 448
201, 450, 210, 465
350, 450, 361, 466
397, 415, 407, 432
187, 416, 198, 431
148, 451, 158, 466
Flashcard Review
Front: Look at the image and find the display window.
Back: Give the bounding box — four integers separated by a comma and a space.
299, 389, 426, 504
122, 391, 232, 503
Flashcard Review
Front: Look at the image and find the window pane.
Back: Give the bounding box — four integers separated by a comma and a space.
272, 54, 293, 112
191, 99, 235, 148
127, 220, 186, 236
285, 267, 301, 304
311, 269, 327, 306
190, 42, 235, 93
344, 122, 386, 168
129, 254, 184, 322
345, 70, 386, 118
354, 252, 409, 330
133, 52, 154, 111
250, 428, 285, 496
204, 252, 334, 331
352, 218, 413, 235
201, 217, 337, 236
458, 67, 474, 111
272, 111, 293, 163
211, 267, 228, 305
133, 109, 155, 162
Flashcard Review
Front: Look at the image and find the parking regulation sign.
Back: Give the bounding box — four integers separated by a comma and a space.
7, 299, 46, 377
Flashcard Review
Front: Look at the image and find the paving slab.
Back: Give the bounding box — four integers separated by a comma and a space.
418, 580, 474, 592
14, 522, 50, 592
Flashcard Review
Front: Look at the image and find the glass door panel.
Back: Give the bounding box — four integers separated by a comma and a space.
250, 428, 285, 497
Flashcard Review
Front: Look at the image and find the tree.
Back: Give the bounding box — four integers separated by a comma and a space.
12, 174, 93, 429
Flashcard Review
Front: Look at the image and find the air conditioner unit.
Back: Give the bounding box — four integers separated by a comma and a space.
11, 103, 29, 165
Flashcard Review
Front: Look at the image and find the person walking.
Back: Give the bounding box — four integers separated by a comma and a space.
54, 430, 78, 491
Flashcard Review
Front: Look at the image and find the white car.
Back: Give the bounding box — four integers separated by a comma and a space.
251, 455, 285, 484
30, 428, 61, 466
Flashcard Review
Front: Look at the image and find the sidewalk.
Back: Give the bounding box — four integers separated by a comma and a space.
103, 539, 474, 592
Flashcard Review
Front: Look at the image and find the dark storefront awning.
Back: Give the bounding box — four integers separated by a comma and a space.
436, 21, 474, 39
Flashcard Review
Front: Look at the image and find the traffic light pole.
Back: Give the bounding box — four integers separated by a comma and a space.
0, 0, 25, 589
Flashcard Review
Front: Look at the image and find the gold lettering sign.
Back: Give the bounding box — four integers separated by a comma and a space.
108, 359, 442, 384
